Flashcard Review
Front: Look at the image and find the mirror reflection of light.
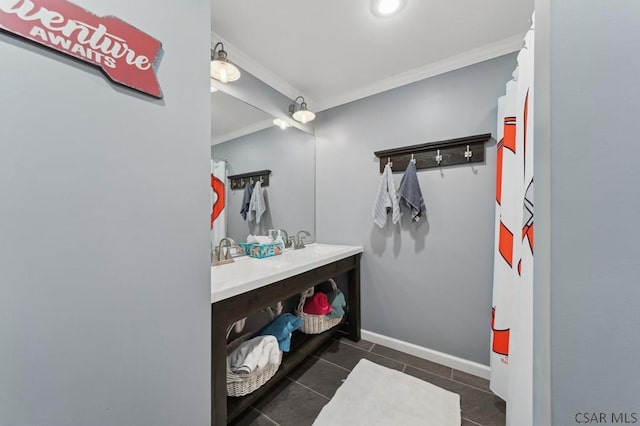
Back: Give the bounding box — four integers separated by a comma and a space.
273, 118, 291, 130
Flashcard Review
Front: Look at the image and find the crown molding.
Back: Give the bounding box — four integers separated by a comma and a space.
211, 32, 319, 109
315, 34, 525, 111
211, 32, 524, 114
211, 119, 273, 146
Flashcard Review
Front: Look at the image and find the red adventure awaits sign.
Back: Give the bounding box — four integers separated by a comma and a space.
0, 0, 163, 98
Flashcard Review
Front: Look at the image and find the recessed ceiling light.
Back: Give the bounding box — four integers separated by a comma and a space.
371, 0, 406, 17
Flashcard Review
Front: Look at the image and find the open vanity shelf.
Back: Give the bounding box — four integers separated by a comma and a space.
211, 244, 363, 425
226, 326, 345, 422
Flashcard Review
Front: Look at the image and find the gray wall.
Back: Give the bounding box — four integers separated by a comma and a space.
316, 53, 517, 365
535, 1, 640, 424
212, 126, 315, 243
0, 2, 211, 425
532, 1, 552, 424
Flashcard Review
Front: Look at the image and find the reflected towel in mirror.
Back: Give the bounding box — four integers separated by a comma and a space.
240, 182, 253, 220
247, 181, 267, 224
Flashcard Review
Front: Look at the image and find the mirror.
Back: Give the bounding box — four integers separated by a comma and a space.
211, 89, 316, 246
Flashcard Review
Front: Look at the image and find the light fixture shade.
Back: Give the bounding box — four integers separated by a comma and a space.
292, 109, 316, 124
289, 96, 316, 124
211, 43, 241, 83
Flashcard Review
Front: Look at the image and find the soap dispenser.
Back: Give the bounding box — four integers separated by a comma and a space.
274, 230, 285, 250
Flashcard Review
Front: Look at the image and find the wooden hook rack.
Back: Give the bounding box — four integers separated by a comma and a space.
373, 133, 492, 173
227, 170, 271, 190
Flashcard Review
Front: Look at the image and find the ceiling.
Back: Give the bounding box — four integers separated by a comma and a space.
211, 90, 273, 145
211, 0, 534, 112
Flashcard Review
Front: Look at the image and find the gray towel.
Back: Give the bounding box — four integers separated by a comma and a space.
240, 182, 253, 220
398, 161, 426, 222
247, 181, 266, 224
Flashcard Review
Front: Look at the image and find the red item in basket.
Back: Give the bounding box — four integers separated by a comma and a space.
303, 292, 333, 315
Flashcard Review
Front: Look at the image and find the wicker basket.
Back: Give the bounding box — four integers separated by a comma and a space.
296, 278, 344, 334
226, 305, 283, 397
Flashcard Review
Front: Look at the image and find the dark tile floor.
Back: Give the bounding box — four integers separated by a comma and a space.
230, 336, 505, 426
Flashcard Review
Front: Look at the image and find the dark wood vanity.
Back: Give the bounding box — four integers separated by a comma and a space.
211, 246, 362, 425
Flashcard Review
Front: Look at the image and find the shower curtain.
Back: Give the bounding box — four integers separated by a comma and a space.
211, 159, 227, 249
490, 17, 534, 425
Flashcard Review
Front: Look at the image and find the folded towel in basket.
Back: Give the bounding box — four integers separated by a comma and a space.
227, 335, 280, 374
258, 313, 303, 352
327, 290, 346, 319
303, 292, 333, 316
398, 161, 426, 222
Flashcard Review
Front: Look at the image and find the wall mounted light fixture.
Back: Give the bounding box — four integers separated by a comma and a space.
211, 42, 241, 83
288, 96, 316, 124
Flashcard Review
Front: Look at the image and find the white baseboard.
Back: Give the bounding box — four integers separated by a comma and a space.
361, 329, 491, 380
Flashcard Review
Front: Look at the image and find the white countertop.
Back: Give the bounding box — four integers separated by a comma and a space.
211, 243, 363, 303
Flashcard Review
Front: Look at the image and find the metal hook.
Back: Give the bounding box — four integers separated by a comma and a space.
387, 157, 393, 168
411, 153, 416, 164
464, 145, 473, 161
435, 149, 443, 165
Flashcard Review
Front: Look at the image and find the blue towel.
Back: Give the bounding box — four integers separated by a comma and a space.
327, 290, 346, 319
398, 161, 426, 222
257, 313, 303, 352
240, 182, 253, 220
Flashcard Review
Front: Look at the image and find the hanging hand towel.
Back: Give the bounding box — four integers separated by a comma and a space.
372, 163, 400, 228
240, 182, 253, 221
398, 161, 426, 222
247, 181, 267, 224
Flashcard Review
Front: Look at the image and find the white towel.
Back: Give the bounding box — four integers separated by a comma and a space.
247, 181, 266, 224
372, 163, 400, 228
247, 235, 272, 244
227, 335, 280, 374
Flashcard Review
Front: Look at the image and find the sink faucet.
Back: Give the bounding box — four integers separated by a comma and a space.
213, 237, 238, 265
275, 229, 291, 248
291, 230, 311, 249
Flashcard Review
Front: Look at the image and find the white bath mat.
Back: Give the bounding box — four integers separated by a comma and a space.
313, 359, 461, 426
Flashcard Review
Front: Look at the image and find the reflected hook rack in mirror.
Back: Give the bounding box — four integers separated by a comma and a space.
228, 170, 271, 190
